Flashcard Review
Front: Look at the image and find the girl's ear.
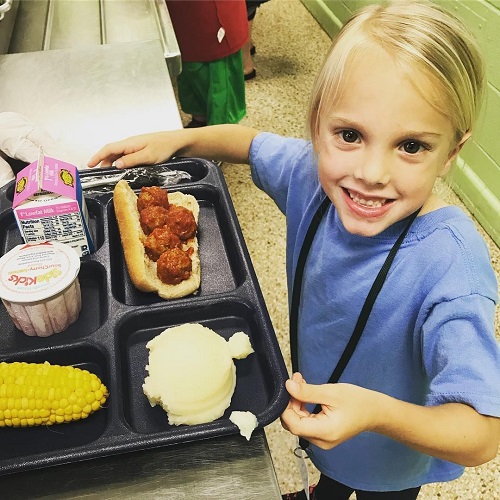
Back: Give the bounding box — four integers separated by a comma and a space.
441, 131, 472, 176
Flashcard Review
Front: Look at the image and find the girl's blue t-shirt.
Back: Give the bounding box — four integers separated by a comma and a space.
249, 132, 500, 491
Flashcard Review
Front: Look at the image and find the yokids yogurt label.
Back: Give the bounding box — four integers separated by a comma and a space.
0, 242, 80, 303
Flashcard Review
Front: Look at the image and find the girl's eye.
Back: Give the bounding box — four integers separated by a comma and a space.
402, 141, 425, 154
341, 130, 359, 143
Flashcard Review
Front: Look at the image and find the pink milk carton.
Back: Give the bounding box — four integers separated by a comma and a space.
12, 152, 94, 257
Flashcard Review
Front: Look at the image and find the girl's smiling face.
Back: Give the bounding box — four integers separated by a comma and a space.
316, 44, 468, 237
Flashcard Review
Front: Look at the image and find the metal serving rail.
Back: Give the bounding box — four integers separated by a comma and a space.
0, 424, 282, 499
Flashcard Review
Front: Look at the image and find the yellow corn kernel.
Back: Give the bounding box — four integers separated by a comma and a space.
0, 362, 108, 428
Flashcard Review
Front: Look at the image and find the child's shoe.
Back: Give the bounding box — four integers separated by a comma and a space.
282, 485, 316, 500
185, 118, 207, 128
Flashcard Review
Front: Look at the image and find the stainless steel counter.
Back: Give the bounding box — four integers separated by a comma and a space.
0, 40, 282, 499
6, 0, 181, 77
0, 40, 181, 169
1, 431, 282, 499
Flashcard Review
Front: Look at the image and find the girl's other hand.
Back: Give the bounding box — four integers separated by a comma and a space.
281, 372, 383, 450
282, 374, 500, 464
285, 372, 312, 418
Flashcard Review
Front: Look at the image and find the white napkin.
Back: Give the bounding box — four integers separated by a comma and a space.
0, 112, 72, 188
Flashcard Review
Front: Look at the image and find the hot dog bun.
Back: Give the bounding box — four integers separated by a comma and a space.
113, 180, 200, 299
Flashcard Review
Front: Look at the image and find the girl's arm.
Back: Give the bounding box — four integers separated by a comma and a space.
281, 372, 500, 466
87, 124, 260, 169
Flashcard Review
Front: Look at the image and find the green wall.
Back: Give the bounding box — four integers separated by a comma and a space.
302, 0, 500, 246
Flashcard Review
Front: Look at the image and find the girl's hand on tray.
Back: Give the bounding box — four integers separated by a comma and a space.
280, 372, 382, 450
88, 131, 177, 169
88, 125, 261, 169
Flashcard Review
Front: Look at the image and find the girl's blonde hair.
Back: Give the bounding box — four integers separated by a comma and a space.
308, 0, 485, 146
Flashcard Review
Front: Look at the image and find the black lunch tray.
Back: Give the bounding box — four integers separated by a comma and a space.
0, 158, 289, 476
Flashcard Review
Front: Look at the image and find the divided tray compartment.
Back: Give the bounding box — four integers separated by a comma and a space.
0, 158, 289, 476
119, 298, 281, 436
109, 183, 248, 305
0, 345, 110, 462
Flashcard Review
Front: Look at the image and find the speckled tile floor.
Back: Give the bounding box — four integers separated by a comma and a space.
179, 0, 499, 497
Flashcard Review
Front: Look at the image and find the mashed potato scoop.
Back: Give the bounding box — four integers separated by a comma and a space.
143, 323, 255, 427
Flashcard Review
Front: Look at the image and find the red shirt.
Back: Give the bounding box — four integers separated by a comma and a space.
166, 0, 248, 62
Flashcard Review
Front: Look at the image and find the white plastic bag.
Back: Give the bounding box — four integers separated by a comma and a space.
0, 112, 71, 187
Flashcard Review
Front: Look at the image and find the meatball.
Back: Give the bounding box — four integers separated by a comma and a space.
143, 226, 182, 261
156, 247, 192, 285
165, 205, 197, 240
139, 205, 170, 235
137, 186, 169, 212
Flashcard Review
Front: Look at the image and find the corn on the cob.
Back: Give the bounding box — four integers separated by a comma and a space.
0, 361, 108, 428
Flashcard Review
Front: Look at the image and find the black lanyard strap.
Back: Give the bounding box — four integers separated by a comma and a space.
290, 196, 331, 374
289, 197, 420, 451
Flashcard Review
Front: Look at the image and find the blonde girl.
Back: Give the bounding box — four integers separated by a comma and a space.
89, 1, 499, 498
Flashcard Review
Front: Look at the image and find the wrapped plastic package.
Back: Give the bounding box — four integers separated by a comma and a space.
0, 112, 72, 188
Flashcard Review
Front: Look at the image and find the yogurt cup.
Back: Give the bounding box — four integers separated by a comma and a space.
0, 241, 82, 337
